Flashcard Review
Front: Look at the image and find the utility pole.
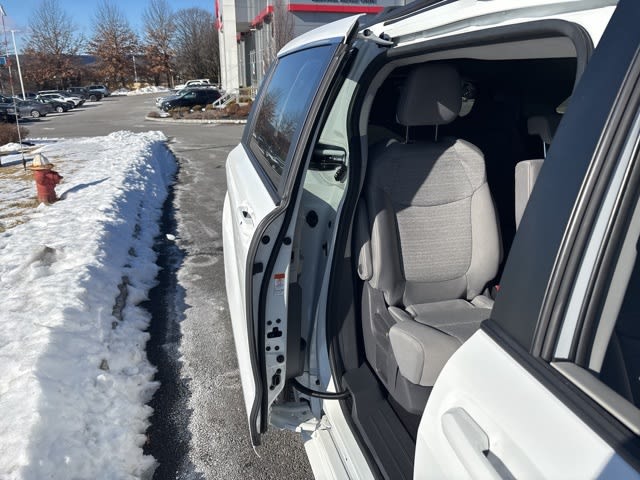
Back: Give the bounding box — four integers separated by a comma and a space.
132, 55, 138, 84
10, 30, 25, 100
0, 4, 26, 169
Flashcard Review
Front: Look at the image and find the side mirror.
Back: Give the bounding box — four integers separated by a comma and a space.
310, 144, 348, 181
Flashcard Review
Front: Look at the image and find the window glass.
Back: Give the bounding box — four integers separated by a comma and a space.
249, 45, 336, 186
553, 111, 640, 430
585, 178, 640, 410
599, 248, 640, 408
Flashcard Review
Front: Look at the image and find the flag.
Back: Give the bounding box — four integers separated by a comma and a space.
215, 0, 223, 31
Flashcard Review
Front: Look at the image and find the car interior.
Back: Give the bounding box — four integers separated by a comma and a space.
324, 31, 581, 478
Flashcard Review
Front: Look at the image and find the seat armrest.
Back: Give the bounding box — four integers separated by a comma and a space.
389, 321, 460, 387
471, 295, 494, 309
355, 201, 373, 280
388, 306, 413, 323
515, 159, 544, 229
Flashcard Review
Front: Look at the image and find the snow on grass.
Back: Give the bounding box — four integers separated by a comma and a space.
0, 131, 176, 479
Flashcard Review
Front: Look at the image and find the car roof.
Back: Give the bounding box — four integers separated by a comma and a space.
279, 14, 361, 57
364, 0, 616, 45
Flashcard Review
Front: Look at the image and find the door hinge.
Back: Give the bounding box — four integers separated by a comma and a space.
358, 29, 394, 47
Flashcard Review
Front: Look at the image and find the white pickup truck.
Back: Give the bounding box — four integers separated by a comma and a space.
173, 79, 211, 90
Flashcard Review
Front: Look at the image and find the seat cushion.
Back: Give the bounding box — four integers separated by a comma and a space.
389, 300, 490, 386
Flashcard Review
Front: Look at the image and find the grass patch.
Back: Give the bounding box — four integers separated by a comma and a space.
0, 199, 38, 233
0, 164, 32, 180
0, 162, 39, 233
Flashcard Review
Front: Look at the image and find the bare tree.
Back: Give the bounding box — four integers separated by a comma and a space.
265, 0, 295, 66
22, 0, 84, 89
173, 8, 219, 83
88, 0, 139, 87
143, 0, 175, 87
273, 0, 295, 54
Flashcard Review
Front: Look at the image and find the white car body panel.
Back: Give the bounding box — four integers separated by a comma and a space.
224, 11, 365, 443
308, 392, 375, 480
59, 94, 82, 106
368, 0, 616, 45
175, 79, 211, 90
278, 15, 361, 57
416, 330, 639, 479
223, 143, 278, 421
225, 0, 640, 477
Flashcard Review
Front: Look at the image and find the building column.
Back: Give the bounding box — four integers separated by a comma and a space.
219, 0, 240, 91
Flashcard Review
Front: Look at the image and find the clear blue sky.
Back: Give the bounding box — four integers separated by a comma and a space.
1, 0, 215, 49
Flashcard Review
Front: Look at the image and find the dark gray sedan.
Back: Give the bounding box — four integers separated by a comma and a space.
15, 100, 53, 118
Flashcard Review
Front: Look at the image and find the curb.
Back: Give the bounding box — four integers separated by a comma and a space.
145, 115, 247, 125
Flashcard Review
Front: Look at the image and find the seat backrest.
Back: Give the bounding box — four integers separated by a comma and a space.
360, 64, 501, 307
515, 114, 562, 229
515, 159, 544, 229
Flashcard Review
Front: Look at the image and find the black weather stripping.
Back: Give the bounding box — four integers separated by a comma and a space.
292, 378, 351, 399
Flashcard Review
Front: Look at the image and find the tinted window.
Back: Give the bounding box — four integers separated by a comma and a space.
249, 45, 336, 186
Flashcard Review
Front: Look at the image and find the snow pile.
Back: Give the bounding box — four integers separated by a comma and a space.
111, 86, 170, 97
0, 131, 176, 479
130, 86, 171, 95
0, 143, 26, 154
110, 88, 131, 96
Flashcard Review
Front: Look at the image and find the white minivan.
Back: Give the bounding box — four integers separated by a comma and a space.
223, 0, 640, 477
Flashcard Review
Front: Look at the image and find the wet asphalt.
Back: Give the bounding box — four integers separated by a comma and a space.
25, 96, 313, 479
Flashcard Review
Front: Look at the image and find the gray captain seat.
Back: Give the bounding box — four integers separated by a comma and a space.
515, 114, 561, 229
356, 64, 501, 414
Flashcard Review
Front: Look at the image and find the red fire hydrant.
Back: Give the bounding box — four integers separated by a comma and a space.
29, 153, 63, 204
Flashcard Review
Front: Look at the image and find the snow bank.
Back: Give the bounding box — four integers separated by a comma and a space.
0, 143, 24, 153
0, 131, 176, 479
111, 86, 170, 97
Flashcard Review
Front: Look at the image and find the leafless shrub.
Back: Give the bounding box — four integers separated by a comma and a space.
0, 124, 29, 145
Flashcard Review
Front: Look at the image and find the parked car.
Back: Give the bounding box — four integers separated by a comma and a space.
86, 85, 110, 97
0, 103, 18, 122
174, 78, 211, 90
0, 94, 19, 121
15, 100, 52, 118
67, 87, 102, 102
155, 88, 189, 108
37, 91, 84, 108
160, 87, 221, 111
223, 1, 640, 478
35, 97, 70, 113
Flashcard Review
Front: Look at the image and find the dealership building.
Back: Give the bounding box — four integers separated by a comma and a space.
217, 0, 405, 90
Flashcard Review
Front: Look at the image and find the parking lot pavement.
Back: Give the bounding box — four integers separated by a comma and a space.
25, 94, 313, 479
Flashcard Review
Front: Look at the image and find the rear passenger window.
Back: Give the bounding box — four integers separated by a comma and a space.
249, 45, 336, 189
552, 113, 640, 435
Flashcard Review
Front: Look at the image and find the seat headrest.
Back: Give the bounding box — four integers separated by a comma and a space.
527, 114, 561, 144
397, 64, 462, 127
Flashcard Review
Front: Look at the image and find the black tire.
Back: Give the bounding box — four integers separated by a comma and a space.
56, 106, 64, 113
89, 94, 97, 102
31, 110, 41, 118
